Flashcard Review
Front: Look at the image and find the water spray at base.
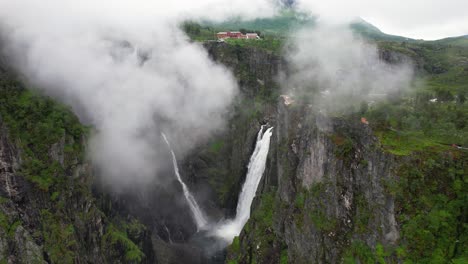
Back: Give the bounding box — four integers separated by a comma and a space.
161, 125, 273, 243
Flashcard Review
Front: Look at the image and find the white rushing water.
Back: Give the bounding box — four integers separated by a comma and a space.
213, 125, 273, 241
161, 133, 208, 230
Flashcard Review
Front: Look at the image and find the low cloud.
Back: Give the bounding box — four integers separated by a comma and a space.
281, 23, 414, 113
0, 0, 279, 190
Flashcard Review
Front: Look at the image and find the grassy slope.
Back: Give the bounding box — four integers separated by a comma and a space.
369, 40, 468, 155
202, 10, 313, 36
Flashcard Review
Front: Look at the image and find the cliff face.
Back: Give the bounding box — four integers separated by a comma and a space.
0, 116, 45, 263
176, 43, 403, 263
190, 43, 401, 263
0, 66, 152, 263
218, 43, 466, 264
182, 43, 283, 216
226, 103, 401, 263
0, 42, 284, 264
277, 106, 399, 263
0, 41, 465, 264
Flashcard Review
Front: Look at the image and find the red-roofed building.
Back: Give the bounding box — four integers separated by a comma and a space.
227, 31, 243, 38
216, 31, 260, 40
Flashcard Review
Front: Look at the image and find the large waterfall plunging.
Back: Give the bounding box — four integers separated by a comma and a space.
161, 126, 272, 240
162, 133, 208, 230
213, 125, 273, 241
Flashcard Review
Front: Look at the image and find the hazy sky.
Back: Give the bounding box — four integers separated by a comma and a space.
1, 0, 466, 40
295, 0, 468, 40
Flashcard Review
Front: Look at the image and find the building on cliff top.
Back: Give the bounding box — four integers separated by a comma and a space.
216, 31, 260, 40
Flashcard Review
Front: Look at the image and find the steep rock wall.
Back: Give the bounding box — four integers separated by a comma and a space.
226, 100, 401, 263
0, 65, 153, 263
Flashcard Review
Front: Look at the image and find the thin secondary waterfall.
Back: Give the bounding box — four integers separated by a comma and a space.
214, 125, 273, 241
161, 133, 208, 230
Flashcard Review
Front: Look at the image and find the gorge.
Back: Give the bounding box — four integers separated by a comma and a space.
0, 14, 466, 264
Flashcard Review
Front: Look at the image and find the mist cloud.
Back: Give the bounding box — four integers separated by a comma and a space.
0, 0, 279, 190
281, 23, 414, 112
0, 0, 456, 191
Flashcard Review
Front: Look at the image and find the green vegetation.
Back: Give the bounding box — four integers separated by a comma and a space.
309, 209, 338, 232
280, 249, 288, 264
228, 190, 280, 263
366, 40, 468, 155
206, 166, 232, 204
251, 191, 276, 227
432, 35, 468, 48
353, 193, 372, 234
347, 39, 467, 263
41, 210, 78, 263
1, 11, 466, 263
306, 184, 338, 232
350, 19, 412, 42
231, 236, 241, 254
294, 191, 305, 209
202, 9, 314, 36
375, 130, 443, 156
0, 72, 146, 263
391, 151, 467, 263
192, 19, 467, 263
0, 211, 22, 239
292, 182, 340, 233
0, 74, 86, 262
367, 94, 467, 155
330, 134, 356, 159
102, 222, 145, 263
353, 149, 467, 263
0, 76, 87, 191
208, 139, 225, 153
225, 38, 282, 54
181, 21, 216, 41
343, 241, 389, 264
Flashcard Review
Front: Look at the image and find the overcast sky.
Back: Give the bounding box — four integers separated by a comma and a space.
1, 0, 466, 40
295, 0, 468, 40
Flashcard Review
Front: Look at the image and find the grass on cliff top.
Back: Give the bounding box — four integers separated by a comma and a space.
375, 130, 446, 156
367, 40, 468, 155
181, 20, 285, 53
367, 89, 467, 156
201, 9, 313, 37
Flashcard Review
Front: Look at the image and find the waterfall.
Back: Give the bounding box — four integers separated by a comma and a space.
213, 125, 273, 241
235, 125, 273, 228
161, 133, 208, 230
163, 224, 173, 244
